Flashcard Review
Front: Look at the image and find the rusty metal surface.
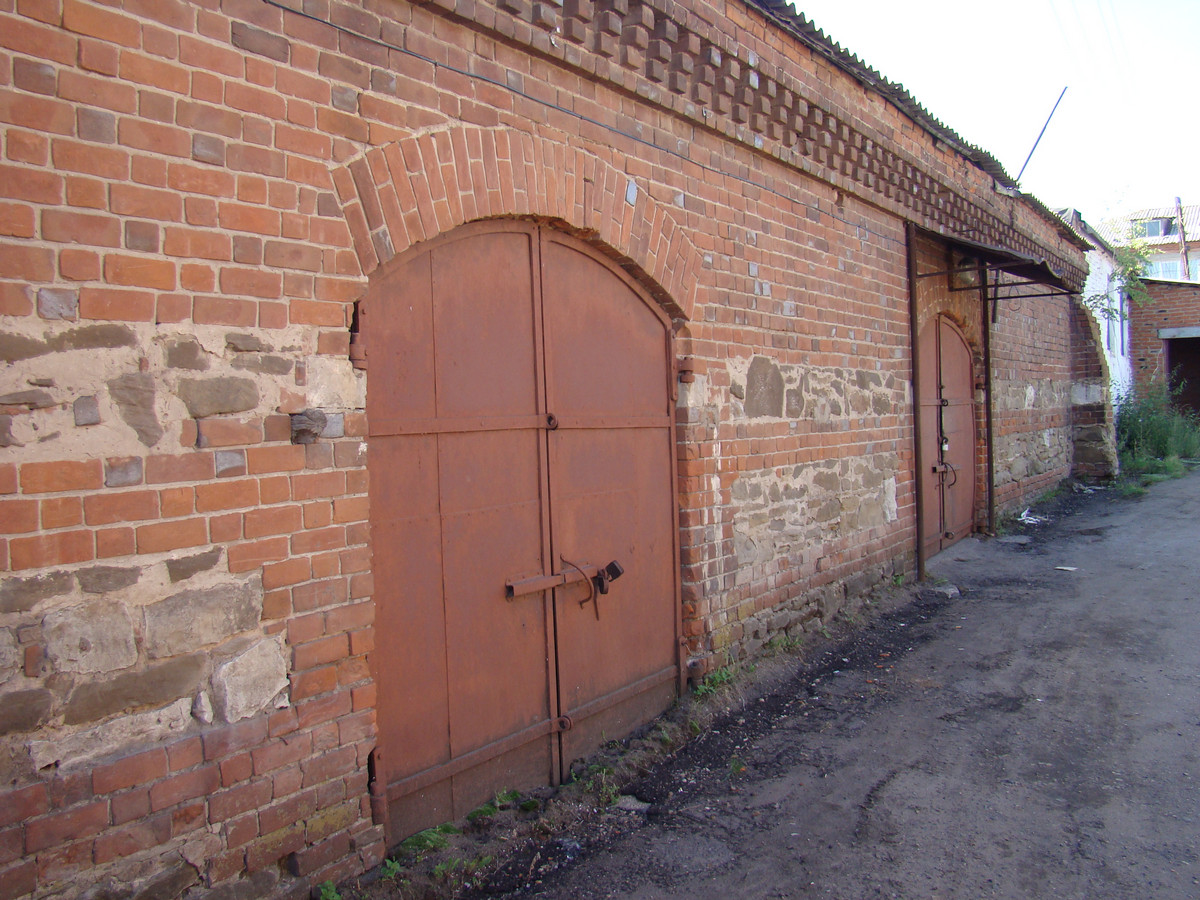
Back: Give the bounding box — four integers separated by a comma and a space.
368, 222, 679, 843
938, 318, 976, 544
918, 317, 977, 557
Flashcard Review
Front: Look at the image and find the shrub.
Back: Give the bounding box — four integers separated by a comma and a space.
1115, 379, 1200, 472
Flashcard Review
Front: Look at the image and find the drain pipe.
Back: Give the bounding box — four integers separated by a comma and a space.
906, 223, 927, 581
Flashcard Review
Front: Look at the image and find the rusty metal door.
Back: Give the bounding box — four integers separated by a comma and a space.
918, 316, 976, 556
539, 231, 679, 766
367, 222, 679, 842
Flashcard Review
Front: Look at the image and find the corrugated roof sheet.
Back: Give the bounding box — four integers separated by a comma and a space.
1097, 205, 1200, 246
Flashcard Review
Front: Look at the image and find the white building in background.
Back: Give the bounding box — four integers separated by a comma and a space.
1102, 201, 1200, 282
1060, 208, 1133, 396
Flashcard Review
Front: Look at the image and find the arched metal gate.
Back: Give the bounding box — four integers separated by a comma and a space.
366, 221, 681, 841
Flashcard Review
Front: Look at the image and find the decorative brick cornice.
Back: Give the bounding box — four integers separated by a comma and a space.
346, 0, 1085, 289
332, 125, 702, 321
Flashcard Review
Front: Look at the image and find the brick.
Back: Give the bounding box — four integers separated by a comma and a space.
56, 69, 137, 114
110, 182, 183, 221
60, 248, 101, 280
24, 800, 108, 853
51, 139, 128, 181
251, 732, 312, 776
95, 527, 135, 558
294, 634, 349, 670
243, 504, 302, 539
104, 253, 176, 289
332, 496, 369, 524
195, 418, 262, 448
195, 478, 260, 512
0, 858, 37, 900
0, 282, 33, 316
291, 577, 347, 612
93, 748, 168, 794
290, 664, 338, 701
246, 445, 305, 474
193, 295, 257, 326
158, 486, 194, 517
79, 287, 156, 322
227, 536, 288, 572
84, 490, 158, 526
62, 0, 141, 47
0, 498, 37, 534
145, 452, 215, 484
21, 460, 102, 493
42, 209, 122, 246
291, 472, 345, 501
135, 518, 208, 554
0, 783, 49, 830
120, 51, 190, 94
208, 778, 272, 823
291, 526, 346, 556
163, 226, 232, 260
0, 243, 54, 281
40, 496, 83, 530
220, 266, 283, 299
166, 736, 204, 772
148, 765, 219, 812
117, 117, 190, 157
0, 88, 76, 135
92, 813, 172, 865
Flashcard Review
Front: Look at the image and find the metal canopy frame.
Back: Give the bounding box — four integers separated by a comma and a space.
913, 228, 1074, 298
907, 227, 1077, 581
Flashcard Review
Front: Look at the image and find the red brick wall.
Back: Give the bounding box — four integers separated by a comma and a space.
0, 0, 1087, 897
1131, 280, 1200, 391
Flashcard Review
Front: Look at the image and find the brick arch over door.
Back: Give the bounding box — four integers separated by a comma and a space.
331, 126, 701, 322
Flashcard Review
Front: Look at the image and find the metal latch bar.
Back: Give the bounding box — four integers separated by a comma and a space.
505, 564, 600, 599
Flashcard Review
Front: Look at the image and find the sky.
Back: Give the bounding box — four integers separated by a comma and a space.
794, 0, 1200, 226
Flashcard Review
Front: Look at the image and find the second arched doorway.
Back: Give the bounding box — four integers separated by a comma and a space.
918, 315, 977, 556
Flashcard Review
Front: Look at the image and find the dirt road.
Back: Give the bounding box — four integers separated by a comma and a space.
476, 471, 1200, 899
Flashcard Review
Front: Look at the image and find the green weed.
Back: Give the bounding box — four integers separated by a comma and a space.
317, 882, 341, 900
380, 857, 403, 883
693, 666, 734, 697
582, 763, 619, 806
399, 823, 459, 855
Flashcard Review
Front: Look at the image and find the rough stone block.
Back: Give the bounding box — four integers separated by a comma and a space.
165, 548, 223, 583
73, 395, 101, 426
0, 688, 53, 735
144, 579, 263, 658
31, 698, 193, 770
76, 565, 141, 594
212, 636, 288, 723
63, 656, 205, 726
305, 358, 365, 409
45, 600, 138, 675
0, 627, 18, 683
164, 337, 210, 371
108, 372, 164, 447
744, 355, 784, 417
225, 333, 269, 353
177, 377, 258, 418
0, 571, 73, 614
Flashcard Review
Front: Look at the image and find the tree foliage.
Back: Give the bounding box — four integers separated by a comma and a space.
1082, 235, 1150, 321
